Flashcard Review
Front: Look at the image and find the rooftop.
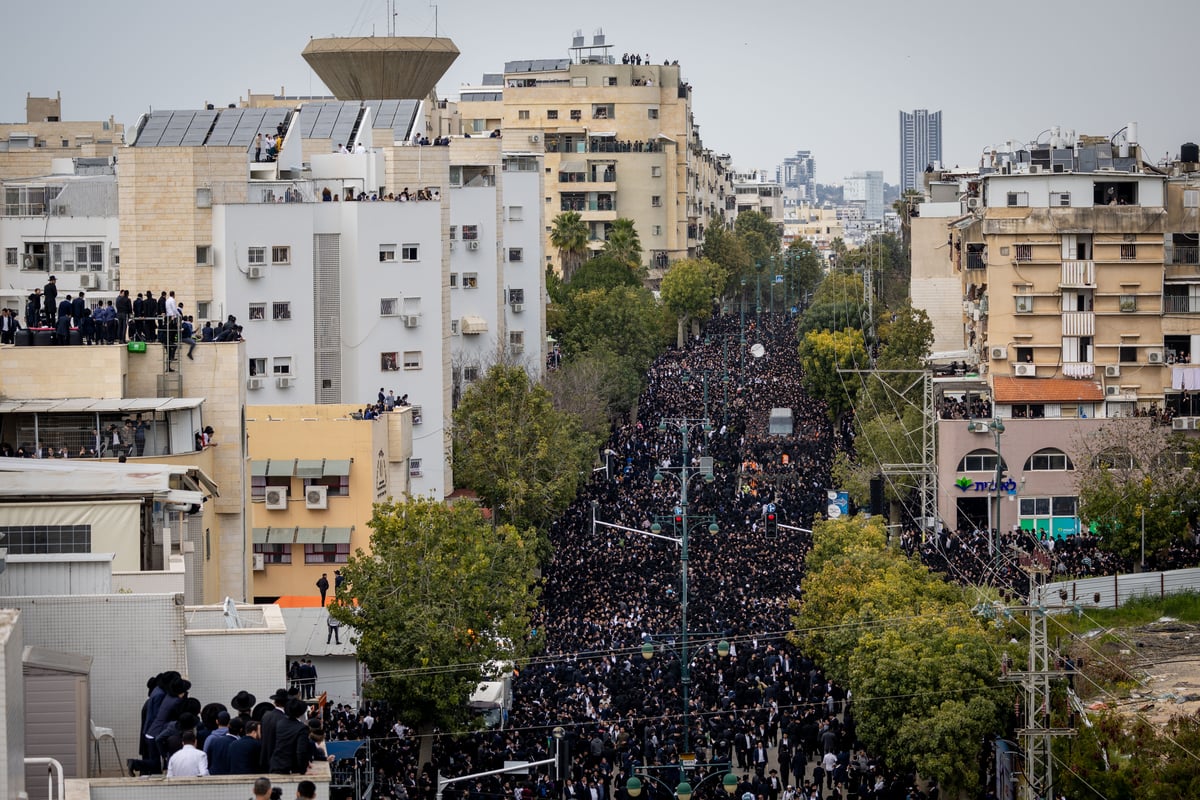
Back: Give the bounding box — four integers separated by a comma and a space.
992, 376, 1105, 404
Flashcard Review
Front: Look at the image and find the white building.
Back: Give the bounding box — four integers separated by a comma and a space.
843, 170, 885, 221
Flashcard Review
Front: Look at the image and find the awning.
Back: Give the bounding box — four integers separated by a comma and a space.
323, 459, 351, 477
0, 397, 206, 414
323, 527, 354, 544
296, 459, 325, 478
252, 528, 269, 544
296, 527, 326, 544
266, 459, 297, 477
268, 527, 297, 544
461, 315, 488, 335
251, 461, 269, 478
589, 131, 616, 138
558, 160, 585, 173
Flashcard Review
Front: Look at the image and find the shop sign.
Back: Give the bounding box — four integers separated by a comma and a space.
955, 476, 1018, 493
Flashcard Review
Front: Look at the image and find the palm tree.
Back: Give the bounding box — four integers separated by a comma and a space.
603, 218, 643, 271
550, 212, 589, 282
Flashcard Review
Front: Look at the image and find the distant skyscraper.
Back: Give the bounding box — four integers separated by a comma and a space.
844, 170, 884, 220
899, 109, 942, 193
778, 150, 816, 201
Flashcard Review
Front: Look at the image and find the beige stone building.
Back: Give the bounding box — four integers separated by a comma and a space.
0, 93, 123, 181
457, 34, 734, 274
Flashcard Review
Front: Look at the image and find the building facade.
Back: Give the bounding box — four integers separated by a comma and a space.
0, 93, 124, 182
899, 108, 941, 193
843, 170, 885, 221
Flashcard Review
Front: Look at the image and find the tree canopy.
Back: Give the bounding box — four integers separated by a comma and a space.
453, 364, 592, 532
329, 498, 541, 729
797, 328, 867, 421
550, 211, 589, 282
602, 218, 643, 271
660, 257, 728, 344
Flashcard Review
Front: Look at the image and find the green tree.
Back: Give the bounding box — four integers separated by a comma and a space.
329, 498, 540, 729
797, 270, 868, 339
602, 218, 643, 271
798, 328, 867, 421
699, 219, 751, 298
453, 364, 591, 531
550, 211, 589, 282
565, 253, 641, 297
660, 258, 728, 345
783, 240, 824, 306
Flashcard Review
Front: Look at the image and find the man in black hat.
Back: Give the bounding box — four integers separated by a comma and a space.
259, 688, 290, 771
231, 690, 257, 720
316, 573, 329, 607
43, 276, 57, 323
269, 698, 312, 774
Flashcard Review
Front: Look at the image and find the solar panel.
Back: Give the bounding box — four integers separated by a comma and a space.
310, 103, 341, 139
207, 108, 244, 146
372, 99, 399, 128
331, 103, 360, 148
393, 100, 419, 141
230, 109, 266, 147
135, 111, 171, 146
181, 110, 218, 146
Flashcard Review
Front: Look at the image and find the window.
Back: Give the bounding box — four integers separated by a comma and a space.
248, 246, 265, 265
1050, 192, 1071, 207
409, 405, 423, 423
0, 524, 90, 555
196, 245, 212, 266
958, 449, 1005, 472
1014, 244, 1033, 262
1024, 449, 1074, 471
250, 474, 290, 499
401, 244, 419, 262
1010, 403, 1045, 419
196, 301, 210, 319
450, 319, 460, 335
272, 357, 292, 376
272, 302, 291, 321
381, 351, 400, 371
379, 244, 397, 263
605, 76, 618, 87
272, 246, 291, 265
249, 357, 267, 376
651, 166, 662, 178
591, 104, 613, 119
195, 187, 213, 208
4, 247, 16, 266
409, 458, 423, 477
508, 247, 524, 262
518, 110, 530, 120
403, 351, 422, 370
508, 206, 523, 221
1093, 448, 1136, 470
1185, 190, 1200, 209
652, 225, 662, 236
249, 303, 266, 321
1120, 243, 1136, 260
381, 297, 399, 316
570, 109, 582, 121
1094, 181, 1137, 206
651, 196, 662, 207
509, 330, 524, 351
463, 365, 480, 382
1119, 345, 1138, 363
1120, 294, 1137, 312
449, 225, 457, 240
253, 543, 291, 564
304, 475, 349, 497
547, 110, 558, 120
1063, 336, 1093, 363
1006, 192, 1029, 207
304, 543, 349, 564
462, 272, 478, 289
508, 288, 525, 304
449, 273, 459, 288
1015, 295, 1033, 314
1019, 496, 1077, 521
462, 225, 479, 241
648, 108, 659, 120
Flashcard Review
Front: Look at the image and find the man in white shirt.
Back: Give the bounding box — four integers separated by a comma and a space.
166, 729, 209, 776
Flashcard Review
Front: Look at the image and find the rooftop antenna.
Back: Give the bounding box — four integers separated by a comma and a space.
429, 1, 438, 37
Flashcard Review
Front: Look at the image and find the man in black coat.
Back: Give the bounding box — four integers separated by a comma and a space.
43, 276, 57, 323
268, 698, 312, 774
116, 289, 133, 342
258, 688, 290, 771
227, 720, 262, 774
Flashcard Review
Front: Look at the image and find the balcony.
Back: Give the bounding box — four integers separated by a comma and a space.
1060, 260, 1095, 287
1061, 311, 1095, 336
1165, 294, 1200, 314
1062, 362, 1095, 378
1168, 245, 1199, 265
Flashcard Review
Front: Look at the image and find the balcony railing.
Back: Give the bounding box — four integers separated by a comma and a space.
966, 252, 986, 270
1165, 295, 1200, 313
1060, 260, 1095, 286
1168, 245, 1199, 265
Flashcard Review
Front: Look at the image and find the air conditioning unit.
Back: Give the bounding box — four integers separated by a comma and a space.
247, 377, 264, 390
1147, 349, 1164, 364
966, 197, 981, 210
467, 241, 480, 251
1105, 365, 1121, 378
247, 265, 265, 279
276, 376, 294, 389
968, 421, 990, 433
264, 487, 288, 510
1029, 165, 1043, 174
1014, 363, 1036, 377
1015, 296, 1032, 313
528, 134, 541, 143
252, 553, 266, 571
404, 315, 420, 328
306, 484, 329, 510
990, 346, 1008, 360
510, 303, 524, 313
448, 241, 456, 250
1105, 385, 1122, 397
1172, 417, 1193, 431
78, 274, 96, 289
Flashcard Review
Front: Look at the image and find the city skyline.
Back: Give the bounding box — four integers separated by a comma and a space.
2, 0, 1197, 185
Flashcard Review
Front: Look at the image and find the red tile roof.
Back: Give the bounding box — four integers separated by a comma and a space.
993, 376, 1105, 403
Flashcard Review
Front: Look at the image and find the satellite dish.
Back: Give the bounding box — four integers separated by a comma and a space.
750, 343, 766, 359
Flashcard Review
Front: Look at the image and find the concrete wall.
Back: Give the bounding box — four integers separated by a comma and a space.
910, 215, 963, 354
0, 610, 25, 800
0, 344, 127, 399
183, 604, 287, 711
1041, 567, 1200, 610
67, 761, 330, 800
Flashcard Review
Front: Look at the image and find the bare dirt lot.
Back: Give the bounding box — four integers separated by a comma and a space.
1073, 618, 1200, 725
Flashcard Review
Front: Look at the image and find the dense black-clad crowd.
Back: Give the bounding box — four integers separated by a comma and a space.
341, 315, 941, 800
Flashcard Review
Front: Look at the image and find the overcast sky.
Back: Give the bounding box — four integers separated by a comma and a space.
3, 0, 1196, 185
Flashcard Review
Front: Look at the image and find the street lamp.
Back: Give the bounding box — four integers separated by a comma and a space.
988, 417, 1006, 557
626, 769, 738, 800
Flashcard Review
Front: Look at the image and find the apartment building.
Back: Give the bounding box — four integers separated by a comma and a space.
459, 32, 734, 274
0, 93, 123, 181
927, 128, 1200, 534
899, 108, 941, 194
731, 169, 785, 222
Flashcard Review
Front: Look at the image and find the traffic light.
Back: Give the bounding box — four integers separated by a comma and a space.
674, 514, 684, 526
762, 506, 778, 534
